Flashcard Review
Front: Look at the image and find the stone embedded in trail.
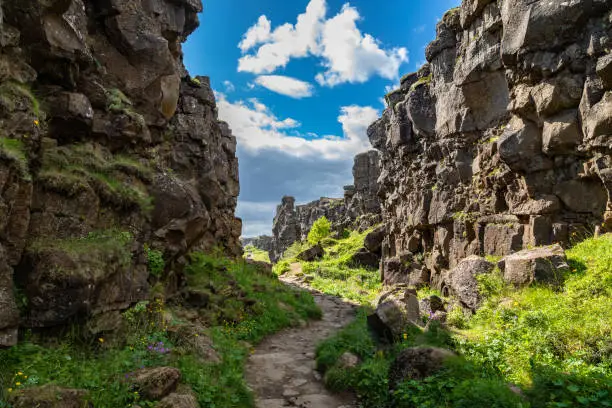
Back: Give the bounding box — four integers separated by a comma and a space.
441, 256, 494, 311
499, 244, 570, 287
368, 285, 421, 341
296, 244, 324, 262
388, 347, 457, 391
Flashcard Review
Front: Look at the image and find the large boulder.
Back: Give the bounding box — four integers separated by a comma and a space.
130, 367, 181, 400
349, 248, 380, 269
442, 256, 494, 311
499, 244, 569, 287
388, 347, 457, 390
367, 286, 421, 341
364, 225, 386, 254
296, 244, 324, 262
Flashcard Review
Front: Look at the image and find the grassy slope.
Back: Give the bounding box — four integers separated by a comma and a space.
243, 244, 271, 263
274, 229, 382, 305
308, 234, 612, 408
0, 253, 320, 408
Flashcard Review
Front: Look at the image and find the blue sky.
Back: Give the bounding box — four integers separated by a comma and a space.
183, 0, 460, 236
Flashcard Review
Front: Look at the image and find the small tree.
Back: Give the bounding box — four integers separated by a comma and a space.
308, 216, 331, 246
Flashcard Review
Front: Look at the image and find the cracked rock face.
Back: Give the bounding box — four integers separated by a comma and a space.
0, 0, 241, 345
370, 0, 612, 288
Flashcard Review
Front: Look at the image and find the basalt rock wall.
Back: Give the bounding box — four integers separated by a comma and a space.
0, 0, 241, 346
369, 0, 612, 288
269, 150, 382, 262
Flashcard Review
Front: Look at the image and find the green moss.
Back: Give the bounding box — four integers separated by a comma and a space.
0, 81, 40, 117
40, 144, 153, 212
0, 137, 30, 179
409, 74, 432, 92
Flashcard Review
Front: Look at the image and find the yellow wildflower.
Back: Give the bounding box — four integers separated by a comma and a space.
15, 382, 21, 386
17, 372, 22, 375
98, 338, 105, 343
33, 120, 39, 126
403, 333, 408, 340
8, 388, 12, 393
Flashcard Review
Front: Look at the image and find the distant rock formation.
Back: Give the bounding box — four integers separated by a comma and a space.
241, 236, 274, 253
269, 151, 382, 262
368, 0, 612, 288
0, 0, 241, 345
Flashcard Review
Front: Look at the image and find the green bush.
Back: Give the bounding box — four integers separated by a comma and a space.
144, 245, 165, 278
307, 216, 331, 245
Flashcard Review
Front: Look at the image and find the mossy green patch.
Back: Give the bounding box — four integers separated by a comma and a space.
40, 143, 153, 212
0, 137, 30, 179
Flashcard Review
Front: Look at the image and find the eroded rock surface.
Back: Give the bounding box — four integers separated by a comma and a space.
370, 0, 612, 290
0, 0, 241, 345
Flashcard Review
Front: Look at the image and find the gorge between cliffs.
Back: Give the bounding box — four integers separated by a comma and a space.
1, 0, 612, 407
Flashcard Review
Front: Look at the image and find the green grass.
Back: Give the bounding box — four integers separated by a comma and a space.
0, 253, 321, 407
409, 73, 432, 92
0, 138, 29, 179
313, 234, 612, 408
40, 143, 153, 212
279, 229, 383, 305
0, 81, 40, 117
243, 245, 270, 263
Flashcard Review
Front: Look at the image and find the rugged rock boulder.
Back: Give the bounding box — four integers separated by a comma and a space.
9, 386, 92, 408
130, 367, 181, 400
369, 0, 612, 289
367, 286, 421, 341
440, 256, 495, 311
388, 347, 457, 391
499, 244, 569, 286
157, 393, 200, 408
296, 244, 324, 262
0, 0, 241, 345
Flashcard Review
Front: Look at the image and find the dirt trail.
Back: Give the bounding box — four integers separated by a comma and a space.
245, 264, 358, 408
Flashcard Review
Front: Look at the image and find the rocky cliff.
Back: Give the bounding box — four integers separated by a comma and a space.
369, 0, 612, 287
241, 235, 274, 253
269, 150, 382, 262
0, 0, 241, 346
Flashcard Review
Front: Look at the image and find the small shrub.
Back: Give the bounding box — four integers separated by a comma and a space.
308, 216, 331, 245
144, 245, 165, 278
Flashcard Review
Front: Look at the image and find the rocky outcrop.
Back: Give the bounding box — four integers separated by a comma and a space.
499, 244, 569, 286
0, 0, 241, 345
270, 151, 382, 262
270, 196, 301, 263
369, 0, 612, 288
367, 286, 421, 341
388, 347, 456, 391
241, 235, 274, 253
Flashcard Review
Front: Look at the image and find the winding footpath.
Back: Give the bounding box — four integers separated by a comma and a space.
245, 264, 358, 408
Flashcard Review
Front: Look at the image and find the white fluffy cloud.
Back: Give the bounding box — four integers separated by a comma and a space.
254, 75, 314, 98
237, 0, 408, 87
216, 93, 378, 160
237, 0, 326, 74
